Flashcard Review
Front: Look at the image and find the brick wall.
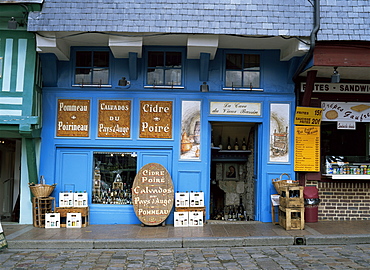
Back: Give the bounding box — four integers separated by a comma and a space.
313, 182, 370, 221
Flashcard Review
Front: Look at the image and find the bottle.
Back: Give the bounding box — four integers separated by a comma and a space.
234, 137, 239, 150
238, 196, 245, 221
218, 136, 223, 150
211, 135, 215, 147
242, 137, 247, 150
227, 137, 232, 150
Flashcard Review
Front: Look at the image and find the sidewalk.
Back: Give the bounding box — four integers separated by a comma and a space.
2, 220, 370, 249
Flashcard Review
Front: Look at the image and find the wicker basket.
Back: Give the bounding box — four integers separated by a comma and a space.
272, 173, 299, 194
29, 183, 56, 198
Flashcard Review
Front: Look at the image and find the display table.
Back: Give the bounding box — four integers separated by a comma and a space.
55, 207, 89, 227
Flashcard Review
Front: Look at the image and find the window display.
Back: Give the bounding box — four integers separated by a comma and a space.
92, 152, 137, 204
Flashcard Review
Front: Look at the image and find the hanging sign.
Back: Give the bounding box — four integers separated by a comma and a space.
98, 100, 131, 137
294, 126, 320, 172
321, 101, 370, 122
57, 99, 90, 137
301, 83, 370, 93
132, 163, 174, 226
139, 100, 172, 139
294, 107, 322, 126
210, 102, 261, 116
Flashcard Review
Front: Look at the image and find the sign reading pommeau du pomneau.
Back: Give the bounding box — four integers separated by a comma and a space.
139, 100, 172, 139
98, 100, 131, 138
57, 99, 90, 137
210, 102, 261, 116
132, 163, 174, 226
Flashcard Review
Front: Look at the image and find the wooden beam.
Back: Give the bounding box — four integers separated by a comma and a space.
301, 70, 317, 107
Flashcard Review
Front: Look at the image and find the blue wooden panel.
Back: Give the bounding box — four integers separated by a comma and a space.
56, 150, 91, 194
177, 170, 202, 192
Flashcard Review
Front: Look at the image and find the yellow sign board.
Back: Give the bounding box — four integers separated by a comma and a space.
294, 107, 322, 126
294, 126, 320, 172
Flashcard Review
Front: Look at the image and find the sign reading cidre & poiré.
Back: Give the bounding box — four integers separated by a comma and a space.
140, 100, 172, 139
98, 100, 131, 138
132, 163, 174, 226
57, 99, 90, 137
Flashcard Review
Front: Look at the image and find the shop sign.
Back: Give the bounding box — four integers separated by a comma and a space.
321, 101, 370, 122
301, 83, 370, 93
294, 106, 322, 126
294, 126, 320, 172
98, 100, 131, 138
132, 163, 174, 226
337, 121, 356, 130
57, 99, 90, 137
210, 102, 261, 116
139, 100, 172, 139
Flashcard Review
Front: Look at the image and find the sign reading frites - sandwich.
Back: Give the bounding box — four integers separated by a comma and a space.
294, 107, 322, 126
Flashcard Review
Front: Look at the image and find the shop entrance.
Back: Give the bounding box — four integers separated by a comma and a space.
0, 139, 20, 222
209, 122, 257, 221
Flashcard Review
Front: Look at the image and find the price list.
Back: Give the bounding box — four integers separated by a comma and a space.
294, 126, 320, 172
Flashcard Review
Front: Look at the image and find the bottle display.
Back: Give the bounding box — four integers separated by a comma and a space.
218, 136, 223, 150
92, 152, 137, 205
242, 137, 247, 151
227, 137, 232, 150
234, 137, 239, 150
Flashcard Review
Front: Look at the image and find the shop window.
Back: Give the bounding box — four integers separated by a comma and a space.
75, 51, 110, 86
146, 51, 182, 87
225, 53, 260, 89
92, 152, 137, 204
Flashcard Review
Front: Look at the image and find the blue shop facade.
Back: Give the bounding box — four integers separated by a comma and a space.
37, 42, 297, 225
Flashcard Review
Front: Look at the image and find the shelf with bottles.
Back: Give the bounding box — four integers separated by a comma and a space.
323, 156, 370, 180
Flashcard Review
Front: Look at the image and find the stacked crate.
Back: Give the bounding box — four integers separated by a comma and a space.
56, 191, 89, 227
33, 197, 55, 228
174, 191, 205, 227
278, 186, 304, 230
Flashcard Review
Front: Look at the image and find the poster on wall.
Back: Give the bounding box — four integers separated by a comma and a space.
57, 99, 90, 137
180, 100, 201, 160
269, 103, 290, 163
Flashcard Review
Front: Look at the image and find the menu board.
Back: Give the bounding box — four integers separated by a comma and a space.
294, 126, 320, 172
294, 106, 322, 126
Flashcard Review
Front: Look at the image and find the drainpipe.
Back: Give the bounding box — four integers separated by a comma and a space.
292, 0, 320, 83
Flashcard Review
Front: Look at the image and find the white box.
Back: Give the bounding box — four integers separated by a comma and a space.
73, 192, 88, 207
66, 213, 82, 228
190, 192, 204, 207
175, 192, 189, 207
45, 213, 60, 228
188, 211, 203, 227
59, 192, 74, 207
174, 212, 188, 227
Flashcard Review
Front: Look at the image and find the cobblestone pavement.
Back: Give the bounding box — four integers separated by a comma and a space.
1, 244, 370, 269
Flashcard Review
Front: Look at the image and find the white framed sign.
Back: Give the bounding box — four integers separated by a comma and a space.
210, 102, 261, 116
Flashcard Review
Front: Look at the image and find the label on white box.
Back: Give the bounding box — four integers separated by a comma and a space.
73, 193, 88, 207
190, 192, 204, 207
59, 193, 74, 207
45, 213, 60, 228
66, 213, 82, 228
175, 192, 189, 207
189, 211, 203, 227
174, 212, 188, 227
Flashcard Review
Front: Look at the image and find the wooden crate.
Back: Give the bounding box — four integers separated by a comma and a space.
279, 186, 304, 208
55, 207, 89, 227
278, 206, 304, 230
33, 197, 55, 228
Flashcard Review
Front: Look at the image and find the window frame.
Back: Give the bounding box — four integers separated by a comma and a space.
144, 47, 185, 89
223, 51, 262, 91
72, 47, 112, 88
